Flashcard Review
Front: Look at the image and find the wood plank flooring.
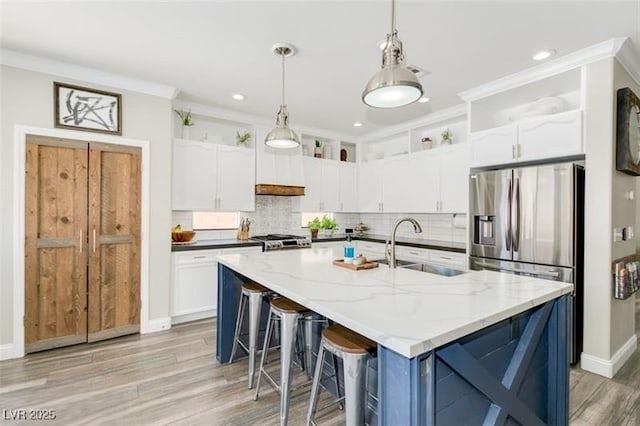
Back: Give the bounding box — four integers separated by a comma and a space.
1, 301, 639, 425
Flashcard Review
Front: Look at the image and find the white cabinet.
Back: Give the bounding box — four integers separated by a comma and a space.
255, 125, 305, 188
172, 139, 255, 211
470, 111, 583, 168
517, 110, 582, 162
295, 158, 343, 212
171, 246, 261, 323
407, 151, 440, 213
172, 249, 221, 319
382, 156, 411, 212
358, 161, 385, 212
439, 144, 470, 213
338, 163, 358, 212
428, 250, 466, 268
470, 124, 517, 168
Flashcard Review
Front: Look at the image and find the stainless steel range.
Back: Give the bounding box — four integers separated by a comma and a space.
251, 234, 312, 252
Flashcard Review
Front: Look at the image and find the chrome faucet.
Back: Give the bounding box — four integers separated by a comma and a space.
387, 217, 423, 268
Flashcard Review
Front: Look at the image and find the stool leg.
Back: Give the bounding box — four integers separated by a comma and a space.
342, 353, 368, 426
306, 340, 326, 426
304, 315, 314, 378
229, 293, 247, 363
279, 313, 299, 426
246, 292, 263, 389
253, 310, 274, 401
331, 354, 343, 410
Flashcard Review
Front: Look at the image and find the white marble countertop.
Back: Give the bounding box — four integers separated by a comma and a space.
217, 247, 573, 358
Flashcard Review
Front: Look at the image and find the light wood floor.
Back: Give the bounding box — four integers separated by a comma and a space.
1, 302, 639, 425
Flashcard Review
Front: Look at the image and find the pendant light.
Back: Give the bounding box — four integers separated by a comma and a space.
265, 43, 300, 149
362, 0, 423, 108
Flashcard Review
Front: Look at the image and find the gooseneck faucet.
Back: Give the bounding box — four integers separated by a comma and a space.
387, 217, 423, 269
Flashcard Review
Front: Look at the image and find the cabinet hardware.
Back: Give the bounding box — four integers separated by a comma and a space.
193, 255, 207, 259
516, 143, 521, 158
439, 256, 452, 260
79, 229, 83, 253
92, 229, 97, 253
512, 145, 516, 159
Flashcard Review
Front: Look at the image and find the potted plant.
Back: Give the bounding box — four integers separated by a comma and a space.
307, 217, 322, 238
320, 214, 338, 236
441, 128, 453, 145
314, 140, 323, 158
236, 130, 252, 147
175, 109, 194, 139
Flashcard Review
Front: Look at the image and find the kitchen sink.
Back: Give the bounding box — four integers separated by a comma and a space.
372, 258, 416, 266
402, 263, 467, 277
373, 258, 467, 277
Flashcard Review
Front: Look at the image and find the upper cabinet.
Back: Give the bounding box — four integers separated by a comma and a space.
255, 125, 305, 188
466, 68, 584, 168
294, 158, 357, 212
172, 112, 255, 211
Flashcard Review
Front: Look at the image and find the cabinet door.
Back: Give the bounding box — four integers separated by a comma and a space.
358, 161, 384, 212
217, 145, 255, 211
172, 251, 220, 317
321, 161, 341, 212
470, 125, 517, 168
428, 250, 466, 268
297, 157, 323, 211
383, 156, 411, 212
440, 144, 470, 213
407, 151, 440, 213
172, 139, 218, 210
338, 163, 358, 212
517, 110, 583, 162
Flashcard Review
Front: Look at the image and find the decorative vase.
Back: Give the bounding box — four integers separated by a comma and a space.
310, 229, 319, 238
422, 137, 432, 150
314, 146, 323, 158
182, 126, 191, 140
442, 138, 452, 145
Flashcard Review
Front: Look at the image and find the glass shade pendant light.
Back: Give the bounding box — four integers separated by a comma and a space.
265, 43, 300, 149
362, 0, 423, 108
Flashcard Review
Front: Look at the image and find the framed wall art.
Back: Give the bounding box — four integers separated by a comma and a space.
616, 87, 640, 176
54, 82, 122, 135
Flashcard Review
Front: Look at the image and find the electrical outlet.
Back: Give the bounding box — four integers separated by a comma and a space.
613, 227, 624, 242
624, 226, 634, 241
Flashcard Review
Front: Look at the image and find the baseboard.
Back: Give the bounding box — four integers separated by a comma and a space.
0, 343, 17, 361
171, 310, 216, 325
581, 335, 638, 378
142, 317, 172, 334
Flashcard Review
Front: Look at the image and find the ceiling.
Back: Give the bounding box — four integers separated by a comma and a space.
2, 1, 639, 136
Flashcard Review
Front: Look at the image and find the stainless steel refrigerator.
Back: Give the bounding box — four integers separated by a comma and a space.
469, 161, 584, 364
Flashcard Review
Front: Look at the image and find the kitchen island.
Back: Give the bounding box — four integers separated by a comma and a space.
216, 246, 573, 425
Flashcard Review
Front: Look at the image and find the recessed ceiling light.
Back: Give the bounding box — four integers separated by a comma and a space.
353, 122, 364, 127
418, 97, 430, 103
232, 93, 245, 100
532, 49, 556, 61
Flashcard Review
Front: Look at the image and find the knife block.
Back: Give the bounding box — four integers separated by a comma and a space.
237, 228, 249, 240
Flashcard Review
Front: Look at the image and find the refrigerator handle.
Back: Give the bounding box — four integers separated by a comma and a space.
506, 178, 512, 251
513, 177, 520, 252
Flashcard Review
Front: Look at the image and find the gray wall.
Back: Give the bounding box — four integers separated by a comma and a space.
582, 58, 638, 363
1, 65, 173, 346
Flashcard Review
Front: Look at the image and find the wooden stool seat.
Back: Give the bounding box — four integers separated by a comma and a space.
270, 297, 309, 314
322, 324, 376, 354
242, 282, 270, 294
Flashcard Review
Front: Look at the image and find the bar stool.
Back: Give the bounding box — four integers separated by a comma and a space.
230, 281, 272, 389
253, 297, 313, 426
306, 324, 376, 426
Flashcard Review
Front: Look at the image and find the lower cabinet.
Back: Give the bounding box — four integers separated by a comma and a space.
171, 246, 261, 324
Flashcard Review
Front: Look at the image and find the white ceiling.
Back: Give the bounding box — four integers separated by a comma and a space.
2, 1, 639, 136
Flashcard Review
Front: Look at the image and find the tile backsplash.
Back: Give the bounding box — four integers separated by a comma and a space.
172, 196, 466, 245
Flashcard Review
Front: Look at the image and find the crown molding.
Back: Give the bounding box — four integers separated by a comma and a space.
615, 38, 640, 86
1, 49, 179, 99
458, 38, 629, 102
361, 104, 467, 141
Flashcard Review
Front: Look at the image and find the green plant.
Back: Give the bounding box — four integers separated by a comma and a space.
175, 109, 194, 127
320, 215, 337, 231
236, 130, 252, 146
315, 140, 322, 148
307, 217, 322, 231
441, 128, 453, 143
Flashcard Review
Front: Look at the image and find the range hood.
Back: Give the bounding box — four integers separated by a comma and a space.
255, 125, 305, 196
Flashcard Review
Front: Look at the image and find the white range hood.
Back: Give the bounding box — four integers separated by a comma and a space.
254, 125, 306, 196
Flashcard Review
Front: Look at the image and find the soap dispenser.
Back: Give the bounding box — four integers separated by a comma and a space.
343, 235, 355, 264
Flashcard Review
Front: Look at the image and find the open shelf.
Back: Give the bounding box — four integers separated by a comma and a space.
173, 112, 254, 148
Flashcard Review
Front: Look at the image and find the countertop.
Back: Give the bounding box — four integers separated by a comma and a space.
171, 233, 466, 253
216, 246, 573, 358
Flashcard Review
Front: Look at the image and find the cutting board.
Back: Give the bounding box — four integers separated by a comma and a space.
333, 259, 380, 271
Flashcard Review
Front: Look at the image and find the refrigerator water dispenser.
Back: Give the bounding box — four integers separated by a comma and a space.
474, 215, 496, 245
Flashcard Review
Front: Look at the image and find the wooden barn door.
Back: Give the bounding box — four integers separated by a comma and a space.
24, 136, 142, 353
87, 143, 141, 342
25, 137, 89, 353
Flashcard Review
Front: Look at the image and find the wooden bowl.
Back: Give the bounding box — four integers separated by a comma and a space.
171, 231, 196, 243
